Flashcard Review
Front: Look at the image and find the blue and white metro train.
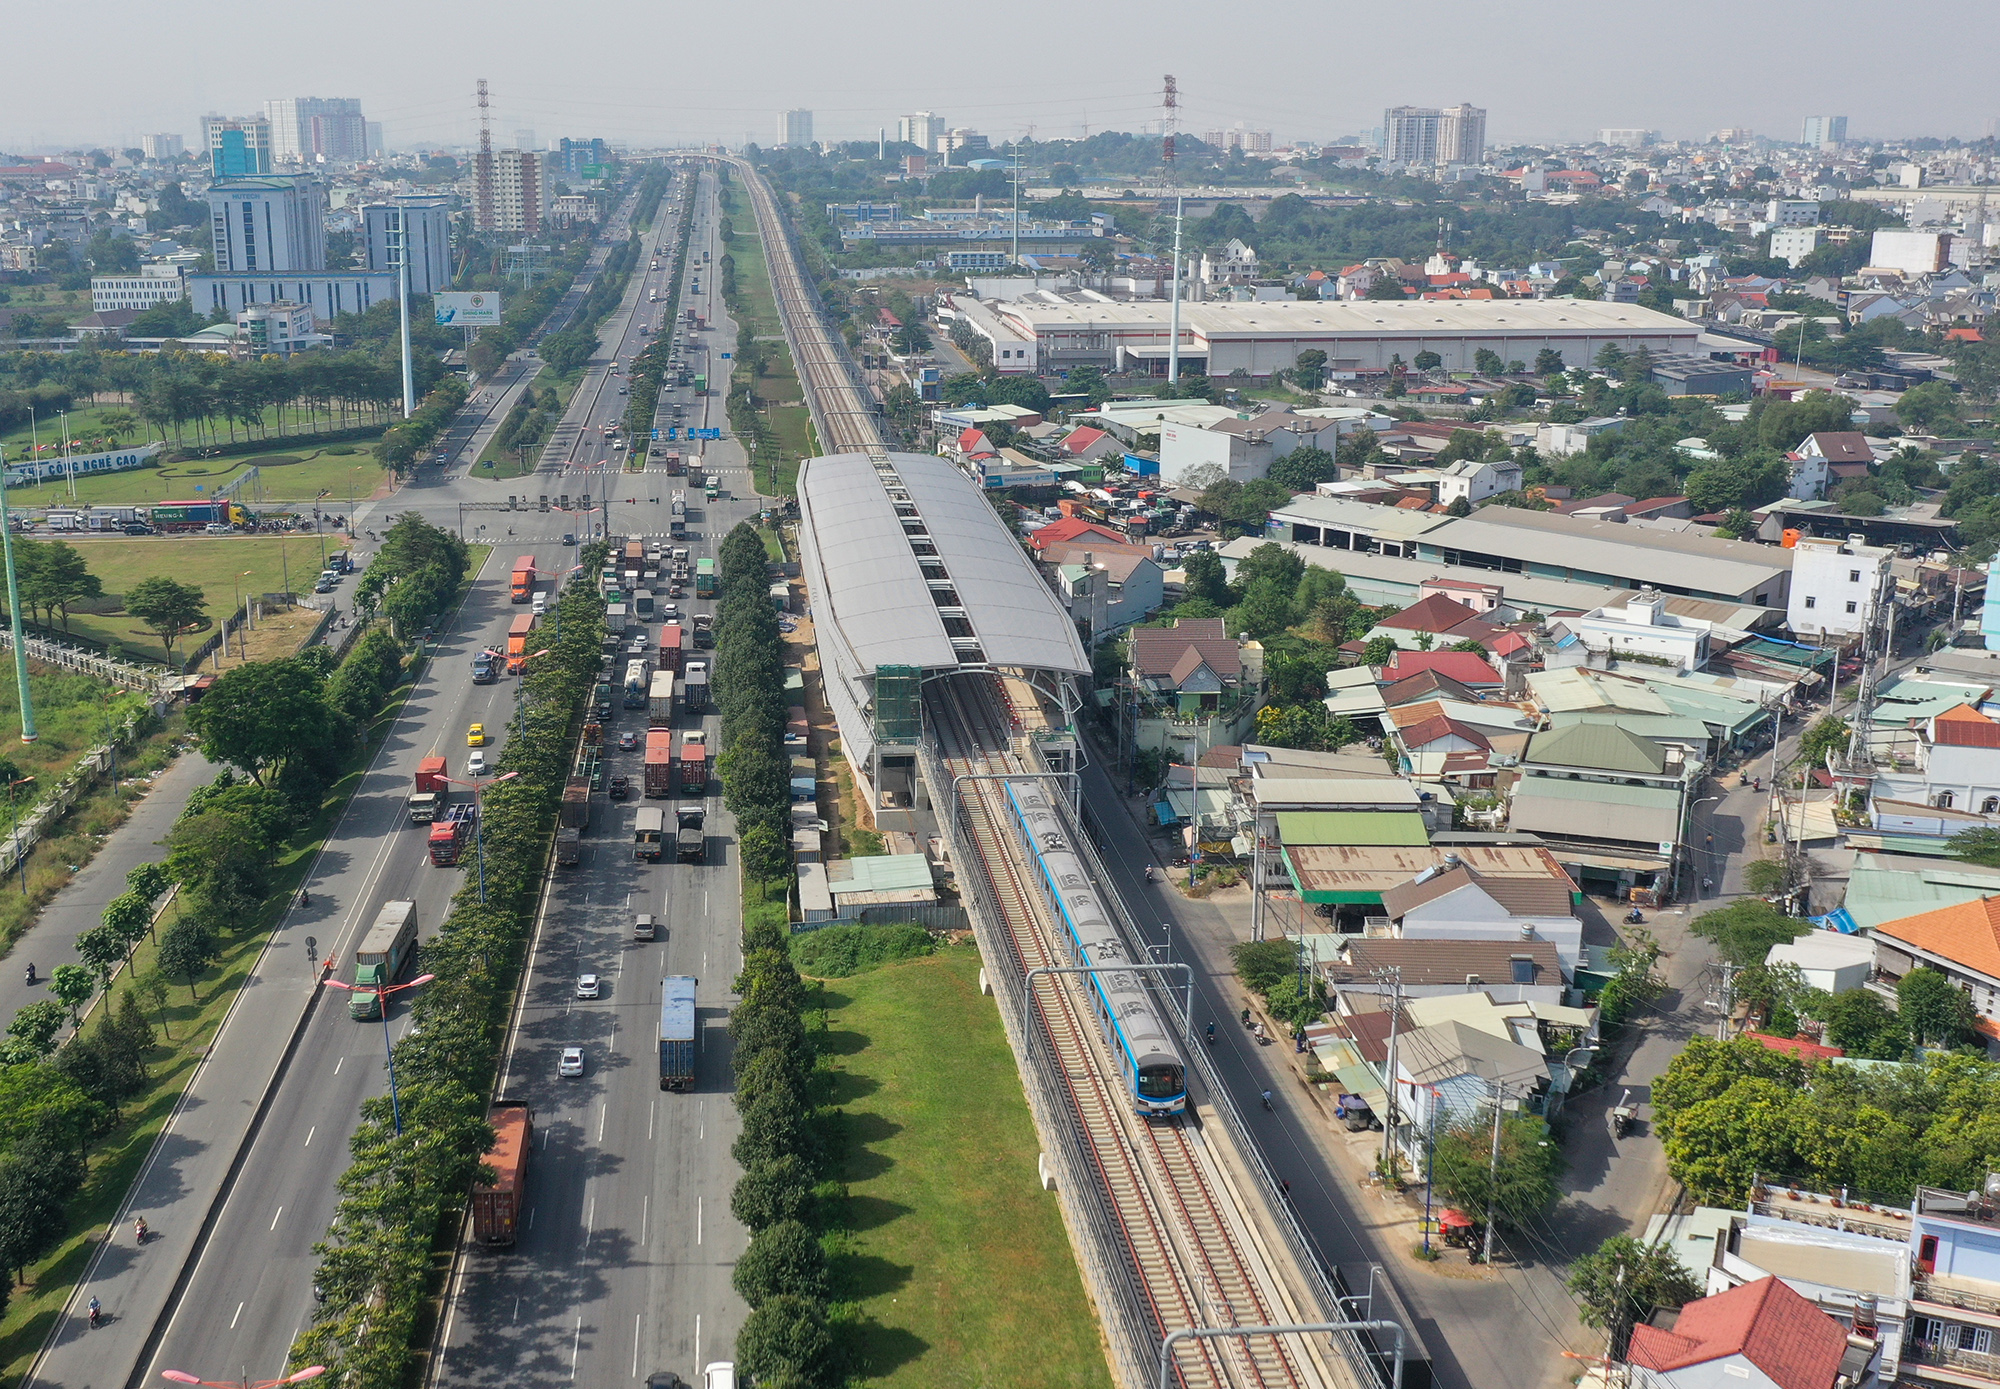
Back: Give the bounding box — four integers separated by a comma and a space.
1004, 778, 1187, 1117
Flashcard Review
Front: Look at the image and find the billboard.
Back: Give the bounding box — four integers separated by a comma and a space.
5, 442, 161, 488
434, 292, 503, 327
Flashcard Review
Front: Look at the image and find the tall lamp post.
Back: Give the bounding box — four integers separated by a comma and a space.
322, 972, 435, 1135
6, 774, 34, 895
442, 770, 520, 904
0, 448, 38, 743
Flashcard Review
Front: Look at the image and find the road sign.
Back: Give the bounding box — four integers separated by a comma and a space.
651, 429, 660, 440
666, 427, 680, 441
695, 428, 721, 440
720, 352, 732, 359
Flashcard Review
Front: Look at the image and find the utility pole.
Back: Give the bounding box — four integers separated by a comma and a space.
1377, 967, 1404, 1175
1483, 1079, 1512, 1266
1167, 197, 1184, 384
395, 207, 414, 418
0, 464, 35, 743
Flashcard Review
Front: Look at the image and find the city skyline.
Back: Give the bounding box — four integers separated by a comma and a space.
7, 0, 1996, 153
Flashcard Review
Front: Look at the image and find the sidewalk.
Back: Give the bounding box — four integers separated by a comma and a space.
0, 748, 214, 1023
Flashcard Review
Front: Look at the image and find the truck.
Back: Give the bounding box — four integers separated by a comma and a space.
410, 755, 448, 823
471, 650, 498, 685
350, 901, 418, 1020
658, 976, 697, 1092
624, 538, 646, 567
663, 450, 686, 476
670, 492, 687, 520
634, 805, 666, 861
428, 803, 476, 866
470, 1101, 532, 1245
634, 591, 655, 619
510, 554, 537, 604
683, 659, 710, 712
695, 558, 715, 598
559, 783, 590, 830
692, 612, 714, 649
149, 501, 247, 532
643, 730, 674, 797
677, 806, 706, 863
677, 736, 708, 796
648, 670, 677, 727
624, 658, 650, 708
555, 827, 582, 867
506, 613, 535, 673
606, 603, 628, 634
657, 622, 685, 673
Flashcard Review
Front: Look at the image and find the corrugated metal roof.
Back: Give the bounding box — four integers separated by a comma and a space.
796, 452, 1088, 675
826, 853, 936, 894
1509, 777, 1681, 844
1524, 722, 1666, 774
1275, 811, 1429, 847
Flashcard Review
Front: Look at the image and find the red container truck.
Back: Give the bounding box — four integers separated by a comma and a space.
657, 622, 684, 673
642, 730, 675, 797
470, 1101, 532, 1245
676, 738, 707, 797
428, 803, 476, 865
410, 755, 448, 823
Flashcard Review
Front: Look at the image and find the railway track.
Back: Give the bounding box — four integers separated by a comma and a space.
929, 674, 1324, 1389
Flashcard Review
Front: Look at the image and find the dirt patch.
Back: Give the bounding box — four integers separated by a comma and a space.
199, 605, 327, 673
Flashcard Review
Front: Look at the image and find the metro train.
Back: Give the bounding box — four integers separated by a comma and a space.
1004, 779, 1186, 1117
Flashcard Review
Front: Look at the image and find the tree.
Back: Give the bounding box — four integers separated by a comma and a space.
1793, 716, 1850, 778
1365, 277, 1408, 300
1899, 966, 1977, 1048
103, 888, 156, 947
1948, 826, 2000, 868
1293, 349, 1329, 391
15, 541, 102, 633
1896, 380, 1959, 434
732, 1219, 829, 1307
123, 576, 206, 666
1595, 344, 1629, 378
1661, 1076, 1802, 1203
731, 1155, 817, 1232
731, 1082, 818, 1171
1445, 496, 1472, 517
1361, 635, 1398, 665
1267, 446, 1337, 491
1231, 938, 1301, 994
1819, 988, 1909, 1060
1689, 899, 1807, 967
1474, 348, 1506, 375
1430, 1110, 1563, 1236
186, 658, 337, 787
0, 1131, 85, 1283
75, 924, 128, 992
1534, 348, 1565, 376
157, 916, 220, 1003
1179, 551, 1231, 609
736, 1295, 837, 1388
5, 1001, 67, 1061
1567, 1235, 1703, 1355
1740, 859, 1787, 895
1412, 350, 1442, 372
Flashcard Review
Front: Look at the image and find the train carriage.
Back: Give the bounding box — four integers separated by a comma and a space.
1004, 779, 1186, 1116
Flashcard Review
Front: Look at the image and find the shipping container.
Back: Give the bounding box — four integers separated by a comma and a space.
411, 755, 448, 823
657, 622, 684, 673
351, 902, 418, 1020
676, 740, 708, 797
429, 803, 476, 865
648, 670, 676, 727
506, 614, 535, 673
470, 1102, 532, 1245
682, 660, 710, 712
695, 558, 715, 597
642, 730, 674, 797
658, 976, 697, 1091
559, 784, 590, 830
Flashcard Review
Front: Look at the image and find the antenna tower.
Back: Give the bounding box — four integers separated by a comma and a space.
1161, 75, 1178, 186
474, 79, 494, 232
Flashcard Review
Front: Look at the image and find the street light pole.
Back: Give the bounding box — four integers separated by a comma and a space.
322, 973, 434, 1134
0, 457, 37, 743
7, 775, 34, 895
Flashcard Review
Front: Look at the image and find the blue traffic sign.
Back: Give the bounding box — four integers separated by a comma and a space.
666, 427, 680, 441
695, 428, 722, 440
720, 352, 732, 359
651, 428, 661, 441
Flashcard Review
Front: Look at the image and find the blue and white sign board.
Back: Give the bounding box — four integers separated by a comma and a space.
720, 352, 732, 359
651, 429, 661, 440
666, 427, 680, 441
694, 428, 721, 440
5, 442, 161, 488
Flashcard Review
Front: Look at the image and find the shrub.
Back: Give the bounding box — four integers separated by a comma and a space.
789, 923, 932, 978
732, 1219, 829, 1307
731, 1155, 817, 1232
737, 1294, 838, 1388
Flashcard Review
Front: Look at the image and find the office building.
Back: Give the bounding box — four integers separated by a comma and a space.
365, 122, 385, 157
938, 128, 989, 161
364, 197, 452, 296
1801, 115, 1847, 149
475, 149, 550, 234
140, 133, 183, 162
898, 111, 946, 152
202, 115, 272, 177
1383, 103, 1485, 165
1204, 128, 1275, 153
191, 174, 394, 322
1598, 129, 1654, 148
265, 98, 365, 164
779, 109, 813, 147
554, 137, 610, 179
91, 265, 187, 313
514, 129, 536, 152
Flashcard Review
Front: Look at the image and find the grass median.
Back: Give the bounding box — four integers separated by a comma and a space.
819, 942, 1110, 1389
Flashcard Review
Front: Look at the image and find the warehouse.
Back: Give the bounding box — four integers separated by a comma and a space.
958, 294, 1700, 377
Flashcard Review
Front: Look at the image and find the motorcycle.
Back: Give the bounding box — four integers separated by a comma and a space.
1205, 1022, 1216, 1045
87, 1299, 101, 1329
1624, 908, 1645, 925
1144, 864, 1156, 883
23, 963, 35, 986
1612, 1089, 1637, 1140
1260, 1090, 1273, 1111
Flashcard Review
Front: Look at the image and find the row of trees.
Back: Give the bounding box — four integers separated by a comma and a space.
374, 376, 470, 474
351, 511, 473, 638
292, 535, 605, 1388
714, 522, 795, 883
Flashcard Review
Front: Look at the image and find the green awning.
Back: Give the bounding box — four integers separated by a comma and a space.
1276, 811, 1429, 848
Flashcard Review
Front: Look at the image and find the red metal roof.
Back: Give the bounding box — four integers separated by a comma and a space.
1384, 651, 1502, 686
1626, 1276, 1848, 1389
1933, 703, 2000, 748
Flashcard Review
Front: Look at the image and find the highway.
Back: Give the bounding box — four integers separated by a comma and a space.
428, 164, 753, 1389
17, 175, 705, 1389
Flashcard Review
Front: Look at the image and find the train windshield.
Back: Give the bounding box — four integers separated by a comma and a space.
1138, 1064, 1184, 1099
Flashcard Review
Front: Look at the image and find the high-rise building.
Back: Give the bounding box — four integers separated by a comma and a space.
475, 150, 551, 235
1802, 115, 1848, 149
202, 115, 272, 177
365, 122, 385, 157
207, 175, 327, 274
555, 137, 610, 179
779, 110, 813, 147
898, 111, 946, 152
1438, 103, 1485, 164
514, 129, 537, 152
1598, 129, 1655, 149
140, 133, 184, 162
1383, 104, 1486, 165
265, 98, 365, 164
364, 197, 453, 296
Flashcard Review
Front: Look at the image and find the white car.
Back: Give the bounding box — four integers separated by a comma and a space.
576, 973, 601, 1000
467, 750, 486, 777
558, 1047, 585, 1078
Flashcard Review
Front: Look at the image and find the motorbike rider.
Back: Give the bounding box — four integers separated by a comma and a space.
23, 963, 34, 985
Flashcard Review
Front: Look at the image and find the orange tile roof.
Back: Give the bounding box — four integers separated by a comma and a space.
1876, 895, 2000, 979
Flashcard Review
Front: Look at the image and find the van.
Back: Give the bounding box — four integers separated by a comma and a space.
532, 593, 548, 616
702, 1366, 735, 1389
204, 522, 235, 535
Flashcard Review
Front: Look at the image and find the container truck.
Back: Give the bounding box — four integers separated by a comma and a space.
149, 501, 247, 532
657, 623, 684, 673
506, 614, 535, 673
676, 807, 706, 863
470, 1101, 533, 1245
623, 659, 650, 708
555, 827, 582, 867
648, 670, 676, 727
642, 730, 674, 797
351, 901, 418, 1020
559, 783, 590, 830
682, 659, 709, 712
695, 558, 715, 597
676, 738, 707, 796
658, 976, 697, 1091
634, 805, 666, 860
692, 613, 714, 649
634, 592, 654, 619
623, 538, 645, 567
410, 756, 448, 823
429, 803, 477, 865
510, 554, 537, 604
606, 603, 628, 634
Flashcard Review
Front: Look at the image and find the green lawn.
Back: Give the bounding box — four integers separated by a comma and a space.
51, 536, 355, 664
0, 671, 419, 1388
725, 219, 813, 497
8, 448, 388, 510
1, 406, 389, 471
820, 944, 1110, 1389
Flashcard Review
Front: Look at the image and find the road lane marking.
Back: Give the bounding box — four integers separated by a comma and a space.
513, 1296, 520, 1323
528, 1206, 536, 1230
648, 1101, 654, 1142
304, 1126, 314, 1147
269, 1206, 283, 1231
570, 1317, 582, 1380
695, 1313, 701, 1368
584, 1195, 595, 1248
230, 1301, 244, 1328
697, 1195, 702, 1245
632, 1313, 642, 1378
333, 1056, 343, 1075
597, 1105, 606, 1144
699, 1098, 705, 1141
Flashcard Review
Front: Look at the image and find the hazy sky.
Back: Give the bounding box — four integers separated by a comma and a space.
11, 0, 1997, 154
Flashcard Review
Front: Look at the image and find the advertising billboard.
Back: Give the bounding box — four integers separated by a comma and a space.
434, 292, 503, 327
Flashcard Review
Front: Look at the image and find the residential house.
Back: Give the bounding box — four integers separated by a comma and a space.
1870, 895, 2000, 1053
1037, 539, 1163, 638
1626, 1276, 1858, 1389
1507, 721, 1700, 903
1375, 857, 1583, 973
1788, 537, 1893, 643
1058, 424, 1123, 463
1387, 1010, 1551, 1169
1127, 618, 1266, 763
1381, 649, 1504, 691
1327, 937, 1566, 1004
1027, 517, 1129, 553
1435, 456, 1525, 506
1561, 588, 1718, 671
1364, 593, 1494, 651
1794, 432, 1876, 490
1198, 238, 1259, 288
1157, 408, 1343, 487
1871, 703, 2000, 820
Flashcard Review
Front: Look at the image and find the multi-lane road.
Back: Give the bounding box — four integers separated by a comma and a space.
26, 164, 756, 1389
